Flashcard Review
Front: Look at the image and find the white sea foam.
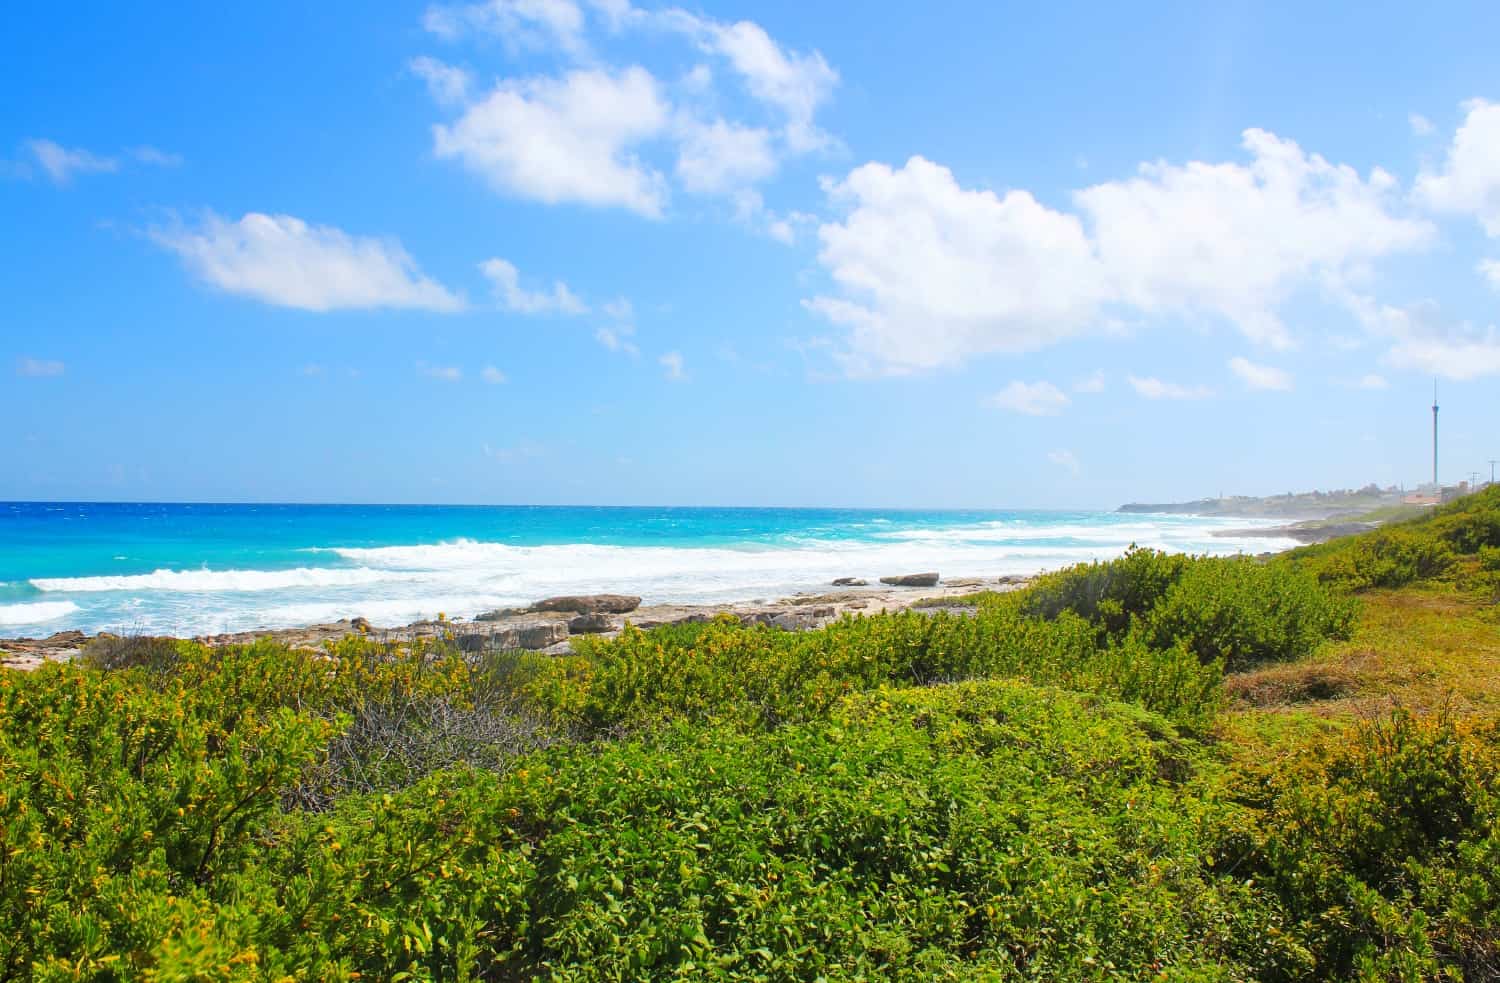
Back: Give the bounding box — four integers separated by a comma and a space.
30, 566, 401, 594
15, 515, 1302, 636
0, 601, 81, 626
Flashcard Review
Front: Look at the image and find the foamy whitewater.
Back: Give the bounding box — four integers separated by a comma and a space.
0, 502, 1298, 636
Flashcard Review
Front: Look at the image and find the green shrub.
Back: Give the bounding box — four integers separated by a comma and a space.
1241, 712, 1500, 979
1300, 529, 1456, 590
530, 603, 1223, 734
1021, 545, 1189, 637
1142, 558, 1356, 670
229, 681, 1307, 981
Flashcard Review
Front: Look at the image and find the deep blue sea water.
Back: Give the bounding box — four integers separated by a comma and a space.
0, 502, 1295, 635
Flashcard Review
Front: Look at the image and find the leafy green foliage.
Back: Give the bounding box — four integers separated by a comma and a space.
531, 602, 1223, 733
1286, 484, 1500, 591
1017, 547, 1354, 670
1238, 712, 1500, 980
1141, 558, 1356, 670
0, 537, 1494, 981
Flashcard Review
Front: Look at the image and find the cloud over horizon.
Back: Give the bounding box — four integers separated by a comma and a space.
151, 212, 464, 313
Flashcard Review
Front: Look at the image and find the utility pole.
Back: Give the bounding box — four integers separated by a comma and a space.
1489, 460, 1497, 486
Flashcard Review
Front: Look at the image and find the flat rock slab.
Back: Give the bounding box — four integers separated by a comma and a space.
533, 594, 642, 614
881, 573, 940, 587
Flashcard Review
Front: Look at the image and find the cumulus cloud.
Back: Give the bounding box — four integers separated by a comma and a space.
1228, 356, 1292, 391
10, 139, 180, 184
481, 365, 508, 383
1128, 375, 1213, 400
17, 357, 65, 377
983, 380, 1071, 416
424, 0, 588, 53
410, 56, 473, 106
674, 118, 777, 195
414, 3, 837, 221
659, 350, 686, 380
1335, 287, 1500, 380
807, 157, 1106, 373
1409, 113, 1435, 136
661, 11, 838, 152
1047, 449, 1081, 475
479, 257, 588, 314
151, 211, 463, 312
131, 146, 182, 167
1481, 258, 1500, 290
1073, 370, 1106, 393
595, 326, 639, 355
433, 66, 670, 217
1415, 98, 1500, 235
1076, 129, 1432, 350
418, 362, 463, 381
24, 139, 118, 184
807, 130, 1432, 374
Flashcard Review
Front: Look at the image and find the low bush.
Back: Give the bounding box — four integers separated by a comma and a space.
1297, 528, 1456, 591
531, 603, 1223, 733
1142, 557, 1356, 670
1014, 548, 1354, 670
1021, 545, 1189, 637
1239, 711, 1500, 979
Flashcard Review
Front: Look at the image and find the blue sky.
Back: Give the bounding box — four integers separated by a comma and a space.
4, 0, 1500, 508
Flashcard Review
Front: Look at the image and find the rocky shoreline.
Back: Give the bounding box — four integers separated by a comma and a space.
0, 573, 1033, 672
1211, 520, 1383, 545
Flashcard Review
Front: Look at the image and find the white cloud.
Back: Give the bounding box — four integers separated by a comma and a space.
298, 363, 325, 377
1128, 375, 1213, 400
25, 139, 117, 184
17, 357, 65, 377
131, 146, 182, 167
418, 361, 463, 381
1415, 99, 1500, 235
151, 212, 463, 312
809, 130, 1432, 373
433, 66, 669, 216
1481, 258, 1500, 290
1047, 449, 1081, 475
1073, 370, 1105, 393
481, 365, 508, 383
479, 257, 588, 314
1336, 287, 1500, 380
1358, 373, 1389, 390
983, 380, 1070, 416
1228, 356, 1293, 391
1409, 113, 1435, 136
595, 325, 639, 355
410, 56, 473, 106
675, 118, 777, 194
424, 0, 587, 53
663, 12, 838, 152
659, 349, 686, 379
602, 297, 633, 320
1076, 128, 1431, 350
807, 156, 1106, 373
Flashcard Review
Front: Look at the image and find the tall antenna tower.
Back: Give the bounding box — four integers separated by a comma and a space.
1489, 460, 1497, 486
1432, 380, 1439, 487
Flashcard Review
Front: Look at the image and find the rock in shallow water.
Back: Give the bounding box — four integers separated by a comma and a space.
880, 572, 940, 587
831, 577, 868, 586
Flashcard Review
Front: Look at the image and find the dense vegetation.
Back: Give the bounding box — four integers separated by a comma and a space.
4, 490, 1500, 980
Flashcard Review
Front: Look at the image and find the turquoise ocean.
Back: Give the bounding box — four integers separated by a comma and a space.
0, 503, 1296, 636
